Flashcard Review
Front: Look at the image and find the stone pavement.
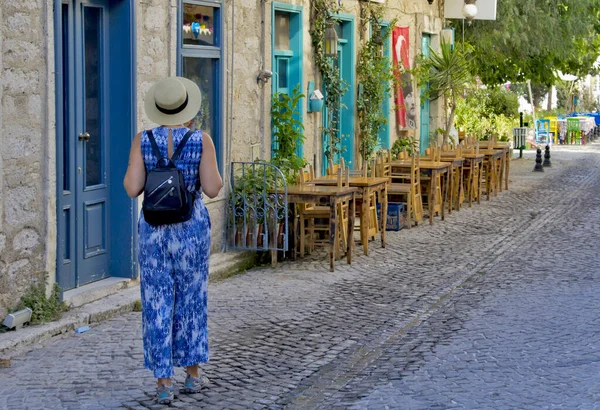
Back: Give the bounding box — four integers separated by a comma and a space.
1, 145, 600, 409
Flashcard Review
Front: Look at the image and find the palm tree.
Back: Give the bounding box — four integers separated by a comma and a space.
427, 40, 472, 145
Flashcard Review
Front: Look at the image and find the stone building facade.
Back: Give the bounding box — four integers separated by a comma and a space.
0, 0, 444, 318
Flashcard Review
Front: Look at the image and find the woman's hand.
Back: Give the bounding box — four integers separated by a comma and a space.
199, 133, 223, 198
123, 132, 146, 198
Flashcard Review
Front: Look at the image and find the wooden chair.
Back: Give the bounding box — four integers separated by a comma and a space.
298, 166, 350, 259
441, 144, 465, 210
420, 145, 442, 218
379, 150, 423, 228
364, 158, 379, 240
461, 138, 482, 206
327, 158, 346, 177
480, 135, 499, 199
345, 160, 379, 243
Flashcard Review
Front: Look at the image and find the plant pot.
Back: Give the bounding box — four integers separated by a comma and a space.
277, 222, 285, 248
257, 224, 264, 248
309, 99, 324, 112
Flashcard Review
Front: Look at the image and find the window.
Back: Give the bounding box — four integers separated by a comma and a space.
182, 3, 218, 46
274, 12, 290, 50
179, 0, 222, 168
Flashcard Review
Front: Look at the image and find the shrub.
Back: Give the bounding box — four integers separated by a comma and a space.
15, 273, 68, 325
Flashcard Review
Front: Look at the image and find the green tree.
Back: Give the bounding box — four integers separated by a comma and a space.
455, 0, 600, 86
509, 83, 549, 110
580, 88, 600, 112
455, 86, 518, 140
422, 40, 472, 145
556, 81, 570, 111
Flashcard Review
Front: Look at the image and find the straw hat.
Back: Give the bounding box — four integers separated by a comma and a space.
144, 77, 201, 126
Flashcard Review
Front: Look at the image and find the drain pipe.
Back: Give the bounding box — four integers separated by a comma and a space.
222, 0, 236, 253
227, 0, 235, 181
259, 0, 268, 159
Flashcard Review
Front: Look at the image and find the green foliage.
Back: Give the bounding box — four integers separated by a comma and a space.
509, 83, 550, 110
390, 136, 418, 159
455, 0, 600, 85
15, 273, 68, 325
455, 86, 519, 140
271, 85, 308, 185
356, 5, 394, 162
133, 299, 142, 312
580, 89, 600, 112
309, 0, 348, 161
556, 81, 571, 112
418, 40, 472, 144
485, 87, 519, 118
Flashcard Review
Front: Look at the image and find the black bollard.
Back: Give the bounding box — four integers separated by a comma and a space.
543, 145, 552, 167
533, 148, 544, 172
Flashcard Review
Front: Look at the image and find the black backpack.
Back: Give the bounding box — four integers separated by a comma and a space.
142, 129, 195, 226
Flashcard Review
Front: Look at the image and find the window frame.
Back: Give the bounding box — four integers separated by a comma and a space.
271, 3, 304, 157
177, 0, 224, 171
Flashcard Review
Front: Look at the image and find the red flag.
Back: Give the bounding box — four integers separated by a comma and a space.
392, 27, 413, 128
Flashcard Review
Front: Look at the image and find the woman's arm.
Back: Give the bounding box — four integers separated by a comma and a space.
123, 132, 146, 198
199, 133, 223, 198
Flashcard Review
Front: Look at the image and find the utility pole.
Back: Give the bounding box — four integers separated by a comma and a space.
527, 79, 536, 127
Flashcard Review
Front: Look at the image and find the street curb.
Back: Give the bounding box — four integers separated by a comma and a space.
0, 251, 256, 361
0, 286, 141, 359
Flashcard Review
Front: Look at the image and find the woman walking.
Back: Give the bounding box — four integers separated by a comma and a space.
123, 76, 222, 404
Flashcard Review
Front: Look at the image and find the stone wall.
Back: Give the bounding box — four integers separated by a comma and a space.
0, 0, 50, 319
0, 0, 445, 319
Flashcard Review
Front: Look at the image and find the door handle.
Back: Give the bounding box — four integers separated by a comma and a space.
78, 132, 90, 142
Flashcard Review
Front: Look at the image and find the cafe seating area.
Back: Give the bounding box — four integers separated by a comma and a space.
286, 135, 512, 271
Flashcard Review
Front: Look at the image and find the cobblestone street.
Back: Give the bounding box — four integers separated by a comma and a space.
1, 145, 600, 409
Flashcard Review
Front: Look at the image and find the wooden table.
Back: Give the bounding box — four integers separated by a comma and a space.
286, 185, 358, 272
461, 153, 484, 207
439, 155, 464, 213
389, 160, 450, 225
311, 176, 389, 256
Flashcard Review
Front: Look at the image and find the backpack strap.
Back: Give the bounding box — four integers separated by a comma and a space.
171, 129, 195, 161
146, 129, 163, 161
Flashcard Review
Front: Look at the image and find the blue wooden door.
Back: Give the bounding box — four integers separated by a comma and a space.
322, 17, 355, 174
377, 22, 391, 150
272, 6, 304, 157
420, 34, 431, 155
57, 0, 114, 289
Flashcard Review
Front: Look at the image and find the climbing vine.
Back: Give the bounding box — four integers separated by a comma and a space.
356, 4, 395, 161
310, 0, 348, 162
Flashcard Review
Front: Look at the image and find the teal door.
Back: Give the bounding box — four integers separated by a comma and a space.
377, 22, 391, 149
323, 17, 355, 174
56, 0, 135, 290
420, 34, 431, 155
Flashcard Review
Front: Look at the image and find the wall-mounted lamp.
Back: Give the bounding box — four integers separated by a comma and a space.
462, 0, 478, 22
324, 23, 338, 58
257, 69, 273, 84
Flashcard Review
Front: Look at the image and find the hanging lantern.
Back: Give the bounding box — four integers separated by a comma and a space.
324, 23, 338, 58
462, 0, 478, 22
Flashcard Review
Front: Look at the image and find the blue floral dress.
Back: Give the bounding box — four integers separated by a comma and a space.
138, 126, 211, 378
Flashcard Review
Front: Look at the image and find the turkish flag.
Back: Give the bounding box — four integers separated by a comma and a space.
392, 27, 411, 128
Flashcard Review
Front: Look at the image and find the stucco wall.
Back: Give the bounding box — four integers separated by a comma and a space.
0, 0, 52, 319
